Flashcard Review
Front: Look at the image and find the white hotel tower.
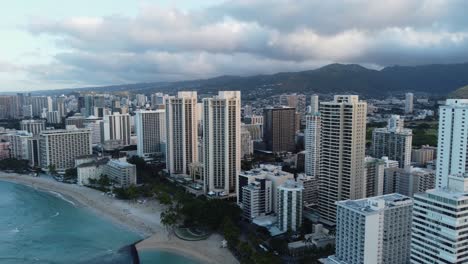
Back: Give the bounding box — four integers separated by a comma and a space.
325, 193, 413, 264
203, 91, 241, 196
411, 173, 468, 263
165, 91, 198, 175
436, 99, 468, 188
135, 109, 166, 159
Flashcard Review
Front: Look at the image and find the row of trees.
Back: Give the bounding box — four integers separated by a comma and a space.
0, 158, 30, 173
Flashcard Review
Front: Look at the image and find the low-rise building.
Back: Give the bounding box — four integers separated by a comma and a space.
77, 158, 109, 186
105, 159, 137, 187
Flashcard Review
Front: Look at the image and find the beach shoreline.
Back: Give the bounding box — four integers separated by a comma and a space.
0, 172, 238, 264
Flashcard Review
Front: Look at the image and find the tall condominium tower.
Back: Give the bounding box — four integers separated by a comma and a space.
405, 92, 414, 114
365, 156, 385, 197
55, 95, 66, 118
203, 91, 241, 195
310, 94, 319, 114
277, 180, 303, 232
20, 119, 46, 136
102, 112, 131, 147
325, 193, 413, 264
411, 173, 468, 263
39, 127, 92, 171
305, 113, 321, 177
318, 95, 367, 225
135, 110, 166, 159
436, 99, 468, 188
165, 91, 198, 175
263, 107, 296, 152
372, 115, 412, 168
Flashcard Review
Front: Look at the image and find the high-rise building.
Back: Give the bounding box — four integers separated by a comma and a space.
22, 105, 33, 118
20, 119, 46, 136
39, 127, 92, 171
277, 180, 303, 232
135, 94, 147, 107
238, 164, 294, 212
241, 179, 273, 221
27, 137, 40, 167
411, 173, 468, 263
383, 166, 435, 197
135, 110, 166, 159
30, 96, 52, 117
280, 93, 306, 112
102, 112, 131, 147
85, 119, 103, 145
9, 131, 33, 160
151, 93, 169, 109
55, 95, 67, 118
436, 99, 468, 188
0, 95, 20, 119
405, 92, 414, 114
305, 113, 320, 177
46, 111, 61, 124
411, 145, 436, 166
372, 115, 412, 168
297, 174, 319, 207
241, 128, 253, 159
263, 107, 296, 152
365, 156, 385, 197
203, 91, 241, 196
318, 95, 367, 225
165, 91, 198, 175
326, 193, 413, 264
310, 94, 319, 114
66, 113, 86, 128
242, 123, 262, 141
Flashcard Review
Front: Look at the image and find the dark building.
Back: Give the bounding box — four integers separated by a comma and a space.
263, 107, 296, 152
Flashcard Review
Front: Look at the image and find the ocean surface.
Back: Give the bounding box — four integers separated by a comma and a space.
0, 180, 200, 264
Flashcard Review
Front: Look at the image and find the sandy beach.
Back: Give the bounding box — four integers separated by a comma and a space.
0, 173, 238, 264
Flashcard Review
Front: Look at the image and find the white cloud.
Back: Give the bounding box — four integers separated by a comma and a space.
20, 0, 468, 87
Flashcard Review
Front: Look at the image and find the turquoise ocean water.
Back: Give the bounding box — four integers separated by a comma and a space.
0, 180, 200, 264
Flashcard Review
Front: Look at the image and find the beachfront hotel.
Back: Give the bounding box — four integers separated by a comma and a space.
39, 126, 92, 172
165, 91, 198, 176
135, 109, 166, 160
203, 91, 241, 196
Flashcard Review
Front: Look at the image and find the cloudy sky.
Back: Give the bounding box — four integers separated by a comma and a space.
1, 0, 468, 91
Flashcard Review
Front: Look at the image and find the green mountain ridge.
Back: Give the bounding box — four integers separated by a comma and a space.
29, 62, 468, 97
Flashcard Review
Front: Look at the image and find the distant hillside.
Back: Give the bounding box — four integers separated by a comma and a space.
448, 85, 468, 99
31, 62, 468, 97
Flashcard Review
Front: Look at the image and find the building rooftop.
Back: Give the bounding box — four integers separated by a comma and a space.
279, 180, 303, 190
77, 158, 109, 168
240, 164, 293, 178
337, 193, 413, 215
107, 159, 135, 168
